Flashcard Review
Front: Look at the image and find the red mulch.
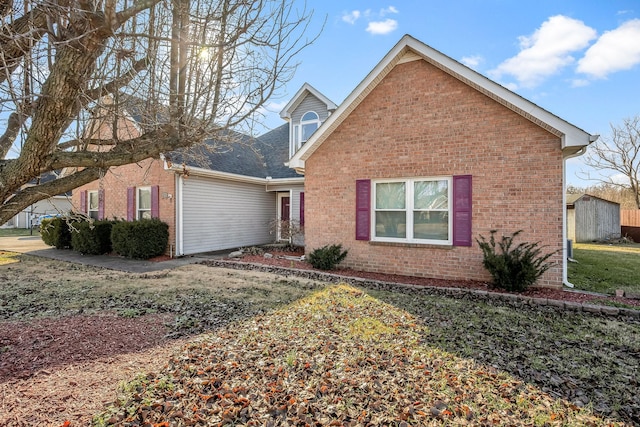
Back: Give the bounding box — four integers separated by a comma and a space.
235, 251, 640, 308
0, 313, 173, 383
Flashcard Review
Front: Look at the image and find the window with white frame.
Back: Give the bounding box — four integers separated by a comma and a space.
291, 111, 321, 156
88, 190, 99, 219
300, 111, 320, 142
373, 177, 452, 244
137, 187, 152, 220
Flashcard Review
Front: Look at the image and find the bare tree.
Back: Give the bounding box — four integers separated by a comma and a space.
0, 0, 317, 224
581, 115, 640, 208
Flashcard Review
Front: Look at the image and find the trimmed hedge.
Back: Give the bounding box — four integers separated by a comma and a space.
40, 217, 72, 249
70, 220, 115, 255
111, 218, 169, 259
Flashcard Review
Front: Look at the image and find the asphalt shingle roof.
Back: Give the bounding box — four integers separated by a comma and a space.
167, 123, 297, 179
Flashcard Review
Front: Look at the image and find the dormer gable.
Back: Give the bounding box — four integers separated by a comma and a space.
279, 83, 337, 158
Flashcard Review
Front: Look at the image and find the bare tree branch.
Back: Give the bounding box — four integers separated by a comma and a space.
580, 115, 640, 208
3, 168, 102, 221
0, 112, 22, 158
46, 124, 182, 170
0, 0, 318, 225
84, 54, 152, 101
116, 0, 162, 26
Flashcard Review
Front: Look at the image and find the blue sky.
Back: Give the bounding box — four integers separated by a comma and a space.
261, 1, 640, 187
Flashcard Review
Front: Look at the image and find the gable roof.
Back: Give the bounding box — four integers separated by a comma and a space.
288, 34, 598, 173
279, 82, 338, 120
566, 193, 620, 206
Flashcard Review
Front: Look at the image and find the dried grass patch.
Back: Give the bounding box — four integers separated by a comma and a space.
96, 285, 621, 426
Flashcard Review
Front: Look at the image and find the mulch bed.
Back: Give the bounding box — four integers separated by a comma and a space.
0, 314, 182, 426
230, 251, 640, 309
0, 314, 172, 383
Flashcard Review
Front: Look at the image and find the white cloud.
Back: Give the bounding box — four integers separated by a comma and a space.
571, 78, 590, 87
342, 10, 361, 25
461, 55, 483, 69
265, 100, 287, 112
503, 82, 518, 91
577, 19, 640, 79
380, 6, 399, 16
489, 15, 597, 88
610, 173, 630, 185
366, 19, 398, 35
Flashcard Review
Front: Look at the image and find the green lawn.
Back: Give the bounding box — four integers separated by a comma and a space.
568, 242, 640, 295
0, 228, 38, 237
0, 251, 20, 265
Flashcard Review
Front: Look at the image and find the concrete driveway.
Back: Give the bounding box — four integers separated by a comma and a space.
0, 234, 215, 273
0, 235, 49, 253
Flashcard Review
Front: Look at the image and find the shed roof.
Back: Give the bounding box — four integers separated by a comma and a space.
566, 193, 620, 207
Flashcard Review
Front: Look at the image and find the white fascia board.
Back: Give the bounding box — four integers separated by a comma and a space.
400, 36, 595, 150
271, 177, 305, 185
289, 34, 596, 172
166, 163, 304, 185
286, 158, 305, 173
279, 83, 338, 119
289, 38, 411, 169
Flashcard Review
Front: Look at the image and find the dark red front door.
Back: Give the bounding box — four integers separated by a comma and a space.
281, 196, 290, 221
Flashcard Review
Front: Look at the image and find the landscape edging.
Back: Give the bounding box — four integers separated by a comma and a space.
200, 260, 640, 319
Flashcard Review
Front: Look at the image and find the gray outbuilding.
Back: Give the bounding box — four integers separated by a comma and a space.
566, 194, 621, 243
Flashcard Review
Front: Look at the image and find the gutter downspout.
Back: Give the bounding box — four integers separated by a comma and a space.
176, 173, 184, 256
563, 146, 588, 288
161, 153, 184, 257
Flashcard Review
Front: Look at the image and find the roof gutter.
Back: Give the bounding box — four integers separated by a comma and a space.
160, 153, 304, 185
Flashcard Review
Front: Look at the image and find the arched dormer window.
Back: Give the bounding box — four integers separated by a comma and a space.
291, 111, 320, 155
300, 111, 320, 143
291, 111, 322, 156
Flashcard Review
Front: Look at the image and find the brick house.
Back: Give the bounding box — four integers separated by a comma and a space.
288, 35, 597, 288
72, 86, 336, 256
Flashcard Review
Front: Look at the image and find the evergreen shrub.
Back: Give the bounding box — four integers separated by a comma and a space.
476, 230, 556, 292
70, 220, 116, 255
40, 217, 72, 249
307, 244, 348, 270
111, 218, 169, 259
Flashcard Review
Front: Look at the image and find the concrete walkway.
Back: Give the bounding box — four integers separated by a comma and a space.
0, 235, 222, 273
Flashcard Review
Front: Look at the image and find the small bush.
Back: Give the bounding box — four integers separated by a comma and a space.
70, 220, 116, 255
111, 218, 169, 259
307, 244, 348, 270
40, 217, 72, 249
476, 230, 556, 292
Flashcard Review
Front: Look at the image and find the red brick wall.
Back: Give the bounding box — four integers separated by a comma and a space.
304, 60, 564, 287
72, 158, 177, 255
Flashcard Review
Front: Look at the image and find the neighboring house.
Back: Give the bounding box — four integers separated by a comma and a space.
288, 35, 597, 288
72, 85, 336, 256
1, 172, 72, 229
566, 194, 621, 243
